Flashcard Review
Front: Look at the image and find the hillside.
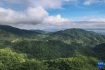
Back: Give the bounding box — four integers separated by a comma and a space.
0, 29, 19, 40
92, 43, 105, 61
30, 30, 46, 33
47, 28, 105, 47
0, 26, 105, 70
0, 25, 40, 37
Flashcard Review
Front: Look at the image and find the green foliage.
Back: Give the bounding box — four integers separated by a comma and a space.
12, 40, 76, 60
0, 25, 40, 37
0, 26, 105, 70
92, 43, 105, 61
48, 28, 105, 46
0, 48, 26, 70
12, 60, 48, 70
45, 55, 99, 70
0, 29, 18, 40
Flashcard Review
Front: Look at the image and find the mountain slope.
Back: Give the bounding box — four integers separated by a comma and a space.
92, 43, 105, 61
12, 40, 76, 60
0, 25, 40, 36
47, 28, 105, 47
0, 26, 105, 70
0, 29, 18, 40
30, 30, 46, 33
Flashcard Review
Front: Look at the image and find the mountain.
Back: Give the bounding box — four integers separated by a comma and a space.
10, 28, 105, 60
12, 40, 76, 60
47, 28, 105, 47
0, 25, 40, 36
0, 29, 18, 40
0, 26, 105, 70
92, 43, 105, 61
30, 30, 46, 33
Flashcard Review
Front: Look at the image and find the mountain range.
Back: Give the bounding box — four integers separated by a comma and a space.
0, 25, 105, 70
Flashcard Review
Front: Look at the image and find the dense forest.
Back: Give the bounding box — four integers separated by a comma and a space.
0, 25, 105, 70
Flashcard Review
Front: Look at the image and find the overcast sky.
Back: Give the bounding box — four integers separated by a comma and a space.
0, 0, 105, 29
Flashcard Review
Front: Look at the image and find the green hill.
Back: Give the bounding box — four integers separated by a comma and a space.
0, 29, 18, 40
12, 40, 76, 60
47, 28, 105, 47
92, 43, 105, 61
0, 26, 105, 70
0, 25, 40, 37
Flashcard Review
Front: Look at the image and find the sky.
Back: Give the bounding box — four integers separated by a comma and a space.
0, 0, 105, 30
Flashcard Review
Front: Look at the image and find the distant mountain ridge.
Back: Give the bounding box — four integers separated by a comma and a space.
0, 28, 18, 40
0, 25, 105, 44
30, 30, 46, 33
47, 28, 105, 45
0, 25, 40, 36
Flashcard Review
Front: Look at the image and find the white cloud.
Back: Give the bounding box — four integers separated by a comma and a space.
15, 20, 105, 30
83, 0, 105, 5
0, 7, 48, 24
89, 17, 105, 22
71, 16, 105, 28
0, 0, 105, 29
3, 0, 72, 9
0, 6, 105, 29
0, 7, 70, 27
83, 0, 94, 5
43, 14, 70, 25
0, 0, 72, 29
74, 21, 105, 28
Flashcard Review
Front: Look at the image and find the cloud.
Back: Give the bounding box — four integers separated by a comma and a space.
0, 6, 105, 29
43, 14, 70, 25
89, 17, 105, 22
15, 20, 105, 30
63, 21, 105, 28
3, 0, 72, 9
0, 7, 47, 24
83, 0, 95, 5
0, 0, 71, 29
83, 0, 105, 5
0, 0, 105, 29
0, 7, 70, 27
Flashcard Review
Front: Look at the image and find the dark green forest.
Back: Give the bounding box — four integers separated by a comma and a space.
0, 25, 105, 70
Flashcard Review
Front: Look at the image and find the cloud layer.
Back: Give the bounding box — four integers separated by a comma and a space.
3, 0, 71, 9
83, 0, 105, 5
0, 0, 105, 29
0, 7, 70, 26
0, 6, 105, 29
0, 0, 72, 29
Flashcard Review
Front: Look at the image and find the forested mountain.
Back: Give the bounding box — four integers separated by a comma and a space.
12, 40, 77, 60
0, 25, 40, 36
48, 28, 105, 42
47, 28, 105, 48
30, 30, 46, 33
92, 43, 105, 61
0, 25, 105, 70
0, 29, 18, 40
